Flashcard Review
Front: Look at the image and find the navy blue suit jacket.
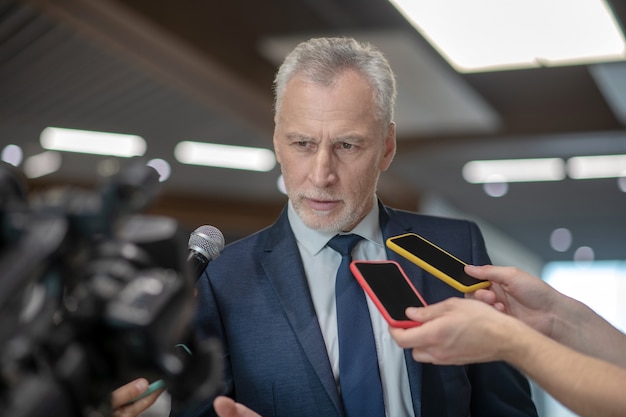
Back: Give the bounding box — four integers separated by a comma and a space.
178, 202, 538, 417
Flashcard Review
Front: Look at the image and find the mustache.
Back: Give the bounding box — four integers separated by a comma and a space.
296, 190, 340, 201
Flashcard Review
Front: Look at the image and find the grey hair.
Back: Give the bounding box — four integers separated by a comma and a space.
273, 37, 397, 126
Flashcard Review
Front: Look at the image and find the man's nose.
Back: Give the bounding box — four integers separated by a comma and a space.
308, 147, 337, 187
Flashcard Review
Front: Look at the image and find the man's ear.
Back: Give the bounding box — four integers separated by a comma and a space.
380, 122, 396, 172
273, 117, 281, 164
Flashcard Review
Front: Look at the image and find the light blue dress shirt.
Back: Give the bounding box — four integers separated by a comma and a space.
287, 200, 415, 417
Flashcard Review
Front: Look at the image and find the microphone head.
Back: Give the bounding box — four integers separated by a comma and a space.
188, 225, 225, 261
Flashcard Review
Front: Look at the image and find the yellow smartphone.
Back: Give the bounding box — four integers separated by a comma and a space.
386, 233, 490, 293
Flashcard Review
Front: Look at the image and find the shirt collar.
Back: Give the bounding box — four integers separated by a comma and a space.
287, 199, 384, 256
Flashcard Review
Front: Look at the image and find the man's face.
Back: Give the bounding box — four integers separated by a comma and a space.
273, 69, 396, 232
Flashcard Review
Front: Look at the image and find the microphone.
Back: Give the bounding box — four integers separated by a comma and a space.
187, 225, 225, 280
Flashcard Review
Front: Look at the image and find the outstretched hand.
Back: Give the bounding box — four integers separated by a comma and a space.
389, 297, 524, 365
465, 264, 561, 338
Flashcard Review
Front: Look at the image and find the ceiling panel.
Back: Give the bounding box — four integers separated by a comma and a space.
2, 0, 626, 265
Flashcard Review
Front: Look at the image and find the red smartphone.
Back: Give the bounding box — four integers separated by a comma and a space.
350, 260, 427, 328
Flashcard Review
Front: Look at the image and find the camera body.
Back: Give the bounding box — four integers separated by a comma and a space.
0, 161, 221, 417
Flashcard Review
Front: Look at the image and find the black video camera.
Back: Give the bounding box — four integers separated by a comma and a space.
0, 160, 222, 417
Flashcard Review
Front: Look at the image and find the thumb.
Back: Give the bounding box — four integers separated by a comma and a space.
404, 306, 426, 322
465, 264, 515, 285
111, 378, 149, 409
405, 300, 450, 323
214, 396, 238, 417
405, 297, 464, 323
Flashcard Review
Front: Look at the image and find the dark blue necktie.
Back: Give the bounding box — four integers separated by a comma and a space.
328, 234, 385, 417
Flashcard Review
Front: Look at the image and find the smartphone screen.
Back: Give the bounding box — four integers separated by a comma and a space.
386, 233, 489, 292
350, 260, 426, 327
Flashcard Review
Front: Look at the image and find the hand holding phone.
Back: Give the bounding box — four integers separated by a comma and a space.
350, 260, 427, 328
122, 343, 191, 406
124, 379, 165, 405
386, 233, 490, 293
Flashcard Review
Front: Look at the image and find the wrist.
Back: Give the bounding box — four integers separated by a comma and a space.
549, 295, 586, 345
499, 320, 547, 368
492, 316, 532, 363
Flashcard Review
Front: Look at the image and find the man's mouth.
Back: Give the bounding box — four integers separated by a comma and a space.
305, 198, 340, 212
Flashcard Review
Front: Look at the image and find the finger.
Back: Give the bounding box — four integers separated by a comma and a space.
406, 295, 468, 322
214, 396, 238, 417
492, 302, 506, 312
214, 396, 261, 417
411, 348, 437, 364
388, 325, 410, 343
111, 378, 148, 409
113, 379, 164, 417
389, 326, 426, 349
404, 300, 451, 323
470, 288, 497, 304
464, 264, 491, 280
113, 388, 164, 417
465, 264, 518, 285
389, 304, 454, 349
404, 306, 427, 322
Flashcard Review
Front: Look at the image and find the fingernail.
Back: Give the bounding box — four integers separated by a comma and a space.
135, 379, 148, 391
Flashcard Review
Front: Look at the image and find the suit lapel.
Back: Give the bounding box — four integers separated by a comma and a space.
260, 209, 343, 414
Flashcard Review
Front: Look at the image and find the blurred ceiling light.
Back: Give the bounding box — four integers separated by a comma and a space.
24, 151, 62, 179
174, 141, 276, 172
618, 176, 626, 193
389, 0, 626, 73
463, 158, 565, 183
574, 246, 595, 264
40, 127, 146, 157
567, 154, 626, 179
1, 144, 24, 166
483, 181, 508, 197
550, 228, 573, 252
146, 158, 172, 182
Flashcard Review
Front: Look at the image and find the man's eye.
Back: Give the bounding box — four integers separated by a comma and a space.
340, 142, 354, 150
